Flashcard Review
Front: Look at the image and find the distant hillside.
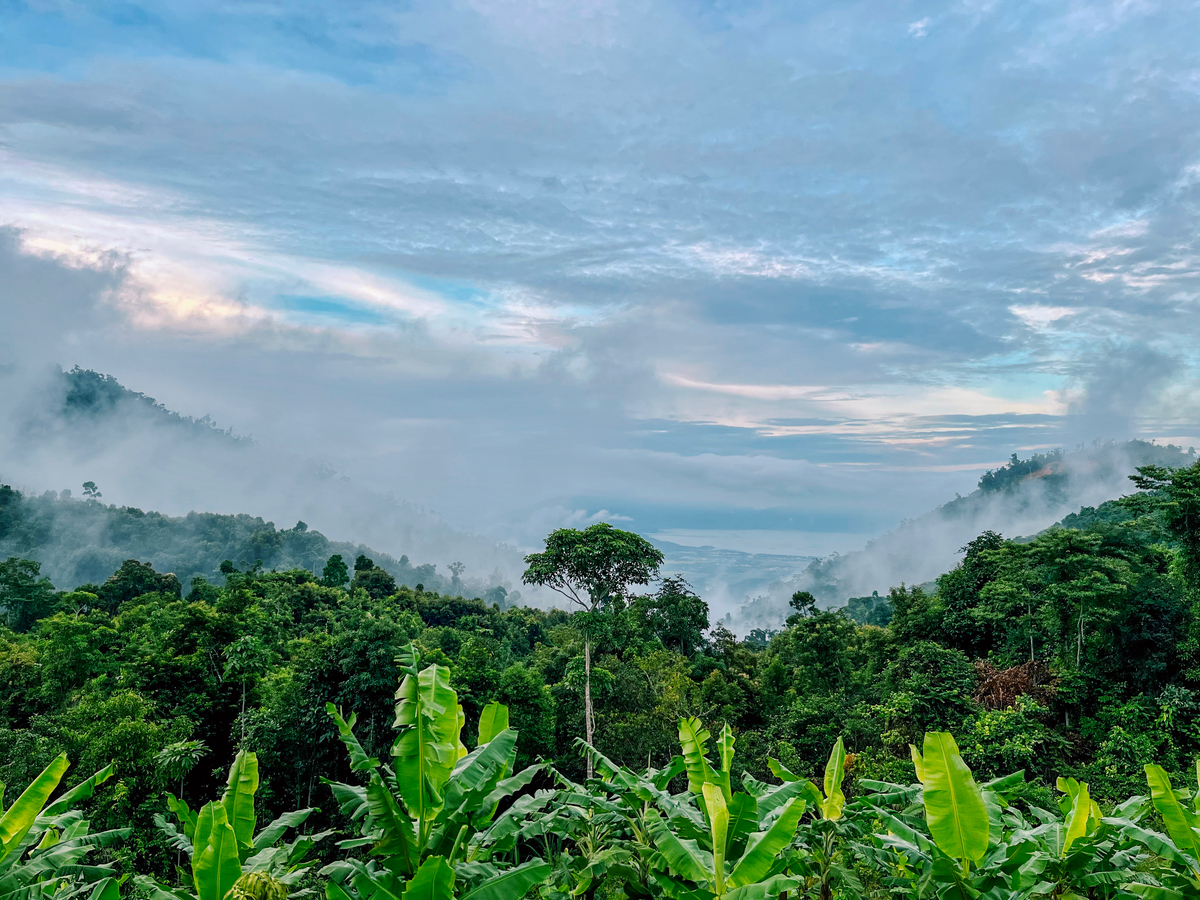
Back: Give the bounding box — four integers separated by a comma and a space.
0, 367, 529, 597
0, 483, 513, 604
58, 366, 250, 444
733, 439, 1197, 630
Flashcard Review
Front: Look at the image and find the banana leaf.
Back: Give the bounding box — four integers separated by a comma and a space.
910, 733, 988, 865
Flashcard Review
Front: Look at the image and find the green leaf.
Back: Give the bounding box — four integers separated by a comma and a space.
392, 651, 467, 827
702, 784, 729, 895
648, 811, 713, 888
1122, 884, 1185, 900
401, 857, 454, 900
723, 874, 801, 900
88, 877, 120, 900
193, 801, 242, 900
1111, 818, 1200, 872
911, 732, 988, 864
821, 738, 845, 821
678, 718, 714, 797
0, 753, 68, 864
727, 797, 806, 889
365, 778, 419, 875
1058, 777, 1093, 857
1145, 765, 1200, 871
167, 794, 198, 845
221, 751, 260, 857
754, 779, 817, 827
326, 705, 381, 773
476, 703, 509, 747
253, 809, 314, 851
724, 793, 758, 860
459, 858, 551, 900
764, 759, 798, 783
41, 763, 115, 819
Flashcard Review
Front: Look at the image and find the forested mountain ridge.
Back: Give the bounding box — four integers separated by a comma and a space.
0, 484, 508, 601
734, 439, 1197, 628
56, 366, 250, 445
1, 366, 528, 595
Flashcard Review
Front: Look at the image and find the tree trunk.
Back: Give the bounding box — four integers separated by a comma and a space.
584, 633, 594, 780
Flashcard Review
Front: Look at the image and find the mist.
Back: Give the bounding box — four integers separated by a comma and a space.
730, 440, 1198, 632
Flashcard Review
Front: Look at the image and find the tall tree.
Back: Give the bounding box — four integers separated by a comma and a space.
522, 523, 663, 777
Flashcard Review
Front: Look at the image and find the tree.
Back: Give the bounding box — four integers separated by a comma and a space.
155, 739, 209, 800
0, 557, 57, 631
82, 481, 102, 499
321, 554, 350, 588
224, 636, 276, 742
631, 576, 709, 657
351, 563, 396, 600
95, 558, 183, 613
522, 522, 663, 777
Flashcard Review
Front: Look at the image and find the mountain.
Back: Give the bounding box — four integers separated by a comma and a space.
0, 366, 527, 598
731, 439, 1198, 631
0, 483, 520, 601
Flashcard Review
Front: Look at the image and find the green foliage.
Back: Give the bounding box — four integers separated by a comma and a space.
0, 753, 129, 900
322, 645, 548, 900
0, 480, 1199, 899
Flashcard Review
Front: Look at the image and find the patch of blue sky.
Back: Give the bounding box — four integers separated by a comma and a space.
0, 1, 457, 90
404, 273, 494, 309
275, 295, 390, 326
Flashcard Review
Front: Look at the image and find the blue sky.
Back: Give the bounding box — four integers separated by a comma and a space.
1, 0, 1198, 553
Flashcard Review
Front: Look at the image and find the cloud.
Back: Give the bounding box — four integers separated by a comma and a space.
0, 0, 1197, 596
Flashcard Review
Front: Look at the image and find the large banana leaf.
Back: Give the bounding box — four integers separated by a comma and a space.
458, 858, 550, 900
724, 794, 758, 860
39, 763, 115, 819
821, 738, 845, 821
648, 811, 714, 887
364, 779, 419, 874
910, 733, 988, 864
678, 719, 714, 797
401, 856, 455, 900
1058, 777, 1098, 857
327, 705, 382, 774
221, 752, 260, 859
727, 797, 805, 889
714, 725, 735, 801
252, 809, 316, 852
722, 874, 801, 900
702, 785, 728, 895
476, 704, 509, 747
192, 802, 242, 900
0, 754, 69, 865
392, 646, 467, 827
1145, 765, 1200, 872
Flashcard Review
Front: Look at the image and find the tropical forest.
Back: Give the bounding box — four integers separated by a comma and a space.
0, 449, 1198, 900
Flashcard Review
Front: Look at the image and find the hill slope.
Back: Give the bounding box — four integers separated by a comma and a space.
732, 439, 1197, 630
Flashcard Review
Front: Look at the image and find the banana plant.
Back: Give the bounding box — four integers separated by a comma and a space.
137, 750, 328, 900
634, 718, 806, 900
858, 736, 1155, 900
321, 644, 550, 900
768, 739, 858, 900
857, 733, 1026, 899
1109, 763, 1200, 897
0, 754, 128, 900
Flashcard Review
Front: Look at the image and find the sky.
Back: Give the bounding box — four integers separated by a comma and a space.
1, 0, 1198, 560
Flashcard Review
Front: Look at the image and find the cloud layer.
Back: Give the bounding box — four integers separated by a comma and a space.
0, 0, 1198, 560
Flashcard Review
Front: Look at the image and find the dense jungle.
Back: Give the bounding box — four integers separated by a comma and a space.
1, 454, 1199, 899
